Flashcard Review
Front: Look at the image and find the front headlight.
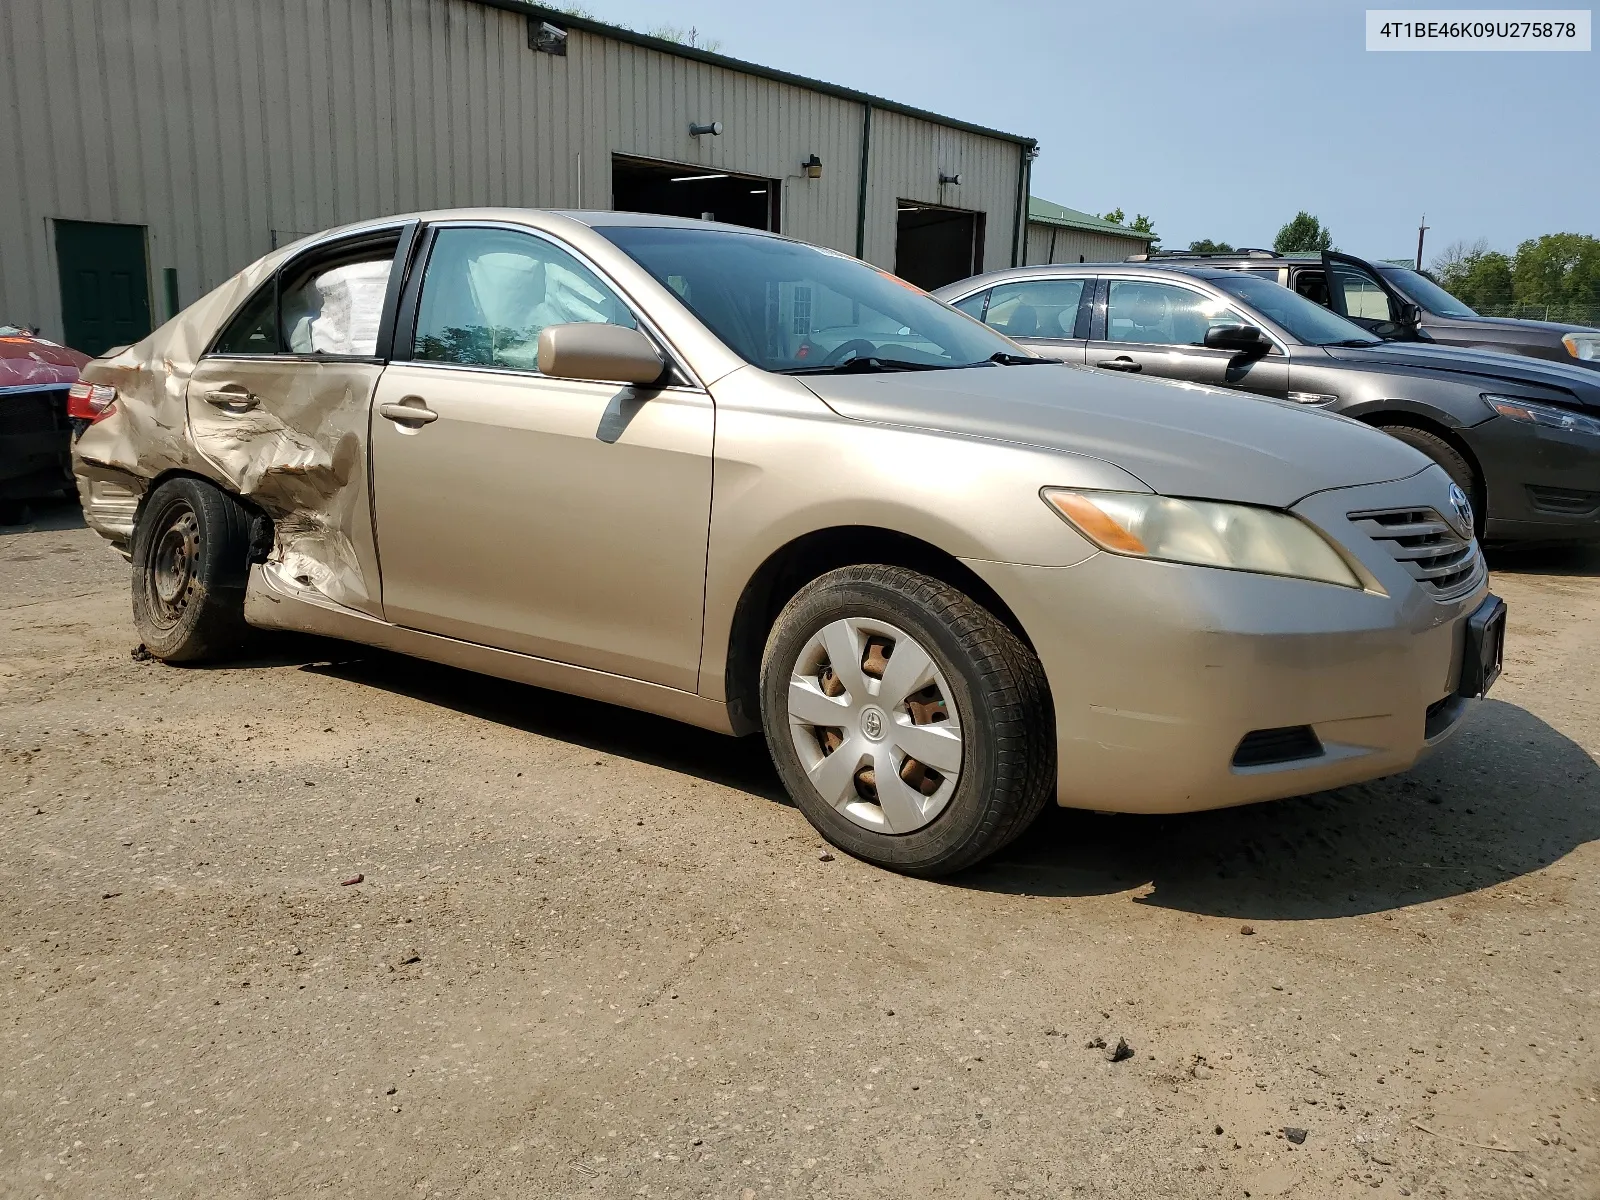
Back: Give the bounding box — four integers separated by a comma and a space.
1043, 489, 1362, 589
1562, 333, 1600, 362
1485, 393, 1600, 437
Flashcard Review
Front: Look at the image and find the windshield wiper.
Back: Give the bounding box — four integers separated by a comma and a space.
986, 351, 1056, 365
780, 356, 952, 375
1327, 338, 1383, 347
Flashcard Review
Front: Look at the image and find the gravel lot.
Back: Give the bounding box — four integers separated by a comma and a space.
3, 498, 1597, 1199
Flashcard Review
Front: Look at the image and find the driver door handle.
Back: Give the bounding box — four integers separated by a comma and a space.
379, 400, 439, 426
203, 387, 259, 410
1096, 357, 1141, 373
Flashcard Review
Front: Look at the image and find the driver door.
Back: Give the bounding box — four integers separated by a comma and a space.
1323, 251, 1408, 336
368, 224, 714, 692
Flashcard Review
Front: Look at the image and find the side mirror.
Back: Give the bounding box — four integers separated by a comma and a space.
1397, 301, 1422, 327
1203, 324, 1270, 354
537, 323, 665, 386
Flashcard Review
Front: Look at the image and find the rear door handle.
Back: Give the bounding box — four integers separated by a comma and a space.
379, 401, 439, 426
1095, 357, 1141, 373
203, 387, 259, 410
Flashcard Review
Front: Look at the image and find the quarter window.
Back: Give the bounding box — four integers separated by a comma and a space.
212, 280, 280, 355
980, 279, 1086, 340
413, 227, 636, 370
950, 290, 989, 319
1106, 280, 1241, 346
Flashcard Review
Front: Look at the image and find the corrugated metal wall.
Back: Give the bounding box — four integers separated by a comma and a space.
0, 0, 1028, 344
1024, 224, 1150, 266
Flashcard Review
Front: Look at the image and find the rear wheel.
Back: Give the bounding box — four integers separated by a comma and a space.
131, 477, 257, 662
760, 565, 1054, 877
1381, 425, 1483, 536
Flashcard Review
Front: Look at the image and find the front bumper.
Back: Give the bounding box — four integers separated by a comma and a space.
965, 469, 1492, 814
1469, 413, 1600, 541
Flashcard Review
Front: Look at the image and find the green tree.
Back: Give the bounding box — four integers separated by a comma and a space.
1188, 239, 1234, 253
1431, 239, 1513, 309
1512, 233, 1600, 306
1100, 208, 1160, 249
1273, 211, 1333, 254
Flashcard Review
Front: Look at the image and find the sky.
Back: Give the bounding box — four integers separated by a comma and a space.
579, 0, 1598, 264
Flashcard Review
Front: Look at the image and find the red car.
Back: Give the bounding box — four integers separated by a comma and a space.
0, 326, 90, 519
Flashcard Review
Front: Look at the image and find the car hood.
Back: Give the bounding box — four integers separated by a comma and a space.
1444, 313, 1598, 336
799, 364, 1427, 509
1327, 341, 1600, 406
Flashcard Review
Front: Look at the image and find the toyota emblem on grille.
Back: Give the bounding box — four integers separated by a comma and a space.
1447, 484, 1474, 538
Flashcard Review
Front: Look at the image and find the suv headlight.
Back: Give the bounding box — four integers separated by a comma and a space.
1043, 489, 1362, 588
1485, 394, 1600, 437
1562, 333, 1600, 362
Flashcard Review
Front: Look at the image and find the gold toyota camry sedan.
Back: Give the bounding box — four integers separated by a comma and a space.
71, 211, 1505, 876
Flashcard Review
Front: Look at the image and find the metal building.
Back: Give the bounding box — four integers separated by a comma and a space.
1023, 198, 1155, 265
0, 0, 1036, 355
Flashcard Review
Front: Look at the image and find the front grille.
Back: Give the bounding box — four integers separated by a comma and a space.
1526, 484, 1600, 517
1347, 506, 1480, 599
0, 388, 69, 435
1233, 725, 1323, 768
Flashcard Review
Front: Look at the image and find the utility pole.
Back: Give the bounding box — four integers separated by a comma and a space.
1415, 214, 1429, 271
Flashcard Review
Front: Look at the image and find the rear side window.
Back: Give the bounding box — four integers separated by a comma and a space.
982, 279, 1087, 339
213, 280, 280, 355
280, 259, 393, 356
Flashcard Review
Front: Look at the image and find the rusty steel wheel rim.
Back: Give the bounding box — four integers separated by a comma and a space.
786, 617, 964, 835
150, 504, 201, 628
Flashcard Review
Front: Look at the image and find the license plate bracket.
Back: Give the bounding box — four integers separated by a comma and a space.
1457, 594, 1506, 699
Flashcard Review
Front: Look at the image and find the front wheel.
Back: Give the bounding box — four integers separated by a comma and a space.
760, 565, 1055, 877
131, 477, 258, 662
1381, 425, 1484, 537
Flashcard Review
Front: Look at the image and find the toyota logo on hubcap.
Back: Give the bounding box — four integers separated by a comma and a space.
860, 707, 886, 740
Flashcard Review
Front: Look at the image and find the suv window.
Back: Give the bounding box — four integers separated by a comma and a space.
1106, 280, 1239, 346
414, 227, 636, 370
979, 279, 1086, 339
1327, 261, 1397, 322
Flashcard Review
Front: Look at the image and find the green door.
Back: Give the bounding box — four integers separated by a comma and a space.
55, 220, 153, 356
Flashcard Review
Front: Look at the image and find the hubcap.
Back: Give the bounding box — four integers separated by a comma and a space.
150, 505, 200, 627
785, 617, 963, 835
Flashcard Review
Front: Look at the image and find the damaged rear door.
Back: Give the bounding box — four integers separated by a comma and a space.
184, 223, 418, 616
368, 222, 714, 693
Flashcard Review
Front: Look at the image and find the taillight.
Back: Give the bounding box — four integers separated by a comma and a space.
67, 381, 118, 422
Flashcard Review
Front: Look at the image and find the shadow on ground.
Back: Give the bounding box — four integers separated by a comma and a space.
0, 494, 86, 535
1488, 540, 1600, 578
271, 641, 1600, 921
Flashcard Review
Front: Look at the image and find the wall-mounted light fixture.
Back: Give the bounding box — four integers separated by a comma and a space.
939, 171, 961, 186
689, 121, 723, 137
803, 154, 823, 179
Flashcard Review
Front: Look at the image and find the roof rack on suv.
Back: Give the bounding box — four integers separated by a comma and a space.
1124, 248, 1282, 262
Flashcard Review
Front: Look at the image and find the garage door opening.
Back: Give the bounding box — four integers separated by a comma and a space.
612, 155, 779, 230
895, 203, 984, 291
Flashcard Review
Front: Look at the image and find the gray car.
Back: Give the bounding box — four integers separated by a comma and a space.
934, 264, 1600, 542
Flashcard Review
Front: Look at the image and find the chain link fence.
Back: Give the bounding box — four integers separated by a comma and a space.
1475, 302, 1600, 327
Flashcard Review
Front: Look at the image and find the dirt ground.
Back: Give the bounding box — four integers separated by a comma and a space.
2, 497, 1597, 1200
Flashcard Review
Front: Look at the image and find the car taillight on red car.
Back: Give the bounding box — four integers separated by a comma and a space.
66, 381, 118, 422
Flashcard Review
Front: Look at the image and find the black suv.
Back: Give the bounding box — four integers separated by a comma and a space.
932, 263, 1600, 543
1125, 249, 1600, 371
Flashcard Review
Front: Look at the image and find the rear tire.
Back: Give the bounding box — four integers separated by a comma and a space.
131, 477, 257, 663
760, 565, 1055, 877
1381, 425, 1483, 536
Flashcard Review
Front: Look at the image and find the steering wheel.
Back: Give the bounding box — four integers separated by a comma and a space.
822, 338, 880, 366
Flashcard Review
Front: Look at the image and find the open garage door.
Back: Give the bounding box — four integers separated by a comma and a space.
612, 155, 779, 231
895, 203, 984, 291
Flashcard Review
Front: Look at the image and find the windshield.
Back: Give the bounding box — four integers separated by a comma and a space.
596, 226, 1020, 372
1210, 272, 1381, 346
1377, 266, 1479, 318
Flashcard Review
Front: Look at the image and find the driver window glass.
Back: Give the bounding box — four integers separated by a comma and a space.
1106, 280, 1239, 346
212, 280, 280, 355
414, 227, 636, 370
981, 279, 1085, 339
1328, 264, 1396, 322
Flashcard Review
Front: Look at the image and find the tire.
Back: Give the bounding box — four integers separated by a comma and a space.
1381, 425, 1483, 536
759, 565, 1055, 877
131, 477, 257, 662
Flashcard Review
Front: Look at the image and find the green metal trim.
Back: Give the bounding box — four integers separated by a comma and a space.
855, 103, 872, 259
484, 0, 1037, 148
1010, 148, 1030, 267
